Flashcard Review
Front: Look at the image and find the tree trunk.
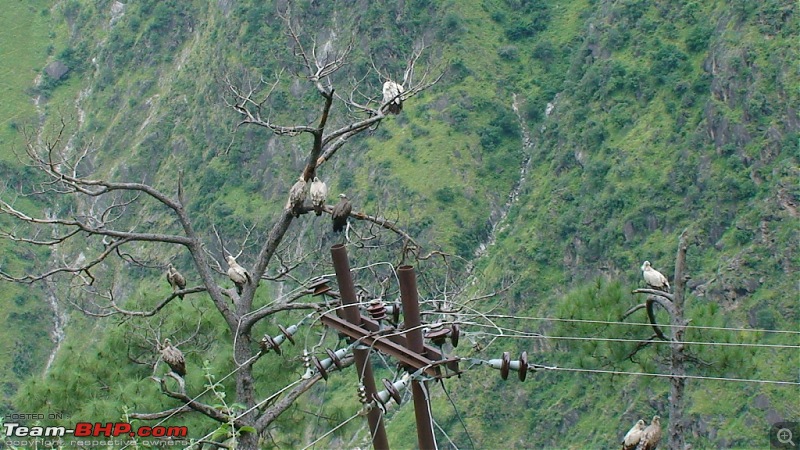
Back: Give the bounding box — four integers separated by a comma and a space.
235, 331, 259, 450
668, 230, 690, 450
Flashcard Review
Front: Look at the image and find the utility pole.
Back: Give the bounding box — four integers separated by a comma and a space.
398, 265, 437, 450
322, 244, 459, 450
331, 244, 390, 450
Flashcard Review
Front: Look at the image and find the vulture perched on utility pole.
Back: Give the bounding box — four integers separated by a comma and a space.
226, 255, 252, 295
160, 338, 186, 377
309, 177, 328, 216
331, 193, 352, 233
636, 416, 662, 450
382, 80, 404, 114
286, 176, 307, 218
641, 261, 670, 292
166, 264, 187, 300
622, 419, 646, 450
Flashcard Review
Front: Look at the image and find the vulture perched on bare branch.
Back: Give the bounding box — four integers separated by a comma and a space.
160, 338, 186, 377
382, 80, 404, 114
636, 416, 662, 450
641, 261, 670, 292
226, 255, 252, 295
286, 176, 307, 218
166, 264, 186, 299
622, 419, 646, 450
331, 193, 352, 233
309, 177, 328, 216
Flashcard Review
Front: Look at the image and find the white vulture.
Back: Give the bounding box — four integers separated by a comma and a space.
382, 80, 404, 114
636, 416, 662, 450
160, 338, 186, 377
641, 261, 670, 292
226, 255, 252, 295
286, 176, 307, 218
622, 419, 646, 450
166, 264, 187, 300
331, 193, 352, 233
309, 177, 328, 216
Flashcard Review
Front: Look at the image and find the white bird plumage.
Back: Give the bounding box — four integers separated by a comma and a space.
226, 255, 252, 295
382, 80, 404, 114
286, 176, 307, 218
622, 419, 646, 450
309, 177, 328, 216
641, 261, 670, 292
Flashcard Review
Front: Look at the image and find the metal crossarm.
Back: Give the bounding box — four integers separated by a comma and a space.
320, 313, 443, 377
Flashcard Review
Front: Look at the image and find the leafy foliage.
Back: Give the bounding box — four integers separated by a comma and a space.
2, 0, 798, 448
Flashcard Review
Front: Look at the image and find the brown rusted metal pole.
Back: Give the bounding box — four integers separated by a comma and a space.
398, 265, 438, 450
331, 244, 390, 450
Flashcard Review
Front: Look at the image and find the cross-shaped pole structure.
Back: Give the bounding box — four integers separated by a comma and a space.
325, 244, 458, 450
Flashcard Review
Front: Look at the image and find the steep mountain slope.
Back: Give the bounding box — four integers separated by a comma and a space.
0, 0, 69, 416
3, 0, 797, 448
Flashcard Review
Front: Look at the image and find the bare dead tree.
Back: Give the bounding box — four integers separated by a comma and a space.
622, 229, 693, 450
0, 9, 445, 449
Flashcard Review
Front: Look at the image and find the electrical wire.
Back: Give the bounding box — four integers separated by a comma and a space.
167, 262, 397, 448
433, 417, 459, 450
462, 358, 800, 386
440, 379, 475, 450
185, 378, 305, 449
300, 410, 362, 450
118, 351, 263, 450
460, 313, 800, 335
120, 262, 797, 450
461, 322, 800, 349
233, 281, 313, 365
540, 365, 800, 386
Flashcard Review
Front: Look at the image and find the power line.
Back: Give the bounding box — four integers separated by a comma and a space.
187, 378, 306, 449
462, 313, 800, 335
467, 327, 800, 349
440, 379, 475, 450
457, 319, 800, 349
300, 410, 363, 450
538, 365, 800, 386
462, 358, 800, 386
119, 350, 263, 450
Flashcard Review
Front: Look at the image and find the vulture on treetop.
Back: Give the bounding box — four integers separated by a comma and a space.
331, 193, 352, 233
622, 419, 646, 450
641, 261, 670, 292
160, 338, 186, 377
286, 176, 307, 218
226, 255, 252, 295
166, 264, 187, 299
636, 415, 662, 450
382, 80, 404, 114
309, 177, 328, 216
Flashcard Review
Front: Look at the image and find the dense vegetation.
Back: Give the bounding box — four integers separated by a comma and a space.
1, 0, 797, 448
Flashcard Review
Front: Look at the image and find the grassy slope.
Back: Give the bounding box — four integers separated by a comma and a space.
0, 1, 50, 158
4, 0, 798, 448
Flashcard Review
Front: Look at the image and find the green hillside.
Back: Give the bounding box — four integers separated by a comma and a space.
1, 0, 797, 448
0, 0, 66, 417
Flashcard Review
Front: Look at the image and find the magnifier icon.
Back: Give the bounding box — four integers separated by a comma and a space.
778, 428, 795, 447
